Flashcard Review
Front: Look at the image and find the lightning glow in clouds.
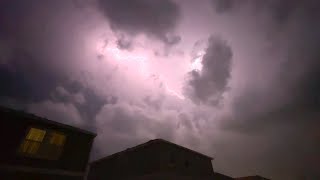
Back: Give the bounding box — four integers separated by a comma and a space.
97, 40, 186, 100
106, 47, 148, 74
190, 50, 205, 72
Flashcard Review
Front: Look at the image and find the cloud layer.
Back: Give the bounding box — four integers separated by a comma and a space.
97, 0, 181, 45
0, 0, 319, 179
186, 36, 232, 105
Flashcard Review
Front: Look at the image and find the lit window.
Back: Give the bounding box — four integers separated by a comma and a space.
50, 132, 66, 146
19, 128, 46, 155
19, 127, 67, 160
46, 131, 66, 159
26, 128, 46, 141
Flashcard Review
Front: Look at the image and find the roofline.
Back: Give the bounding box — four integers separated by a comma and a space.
0, 106, 97, 137
91, 138, 213, 164
155, 139, 213, 159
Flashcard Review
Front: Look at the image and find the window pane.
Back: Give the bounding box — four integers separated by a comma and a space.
19, 128, 66, 160
20, 140, 41, 155
28, 141, 40, 154
49, 132, 66, 146
20, 140, 30, 153
26, 128, 46, 142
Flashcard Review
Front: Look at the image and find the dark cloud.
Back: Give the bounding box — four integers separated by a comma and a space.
28, 100, 84, 128
0, 50, 106, 129
51, 83, 109, 130
225, 0, 320, 129
0, 0, 108, 131
211, 0, 236, 13
116, 38, 132, 50
211, 0, 320, 25
0, 0, 82, 103
260, 0, 320, 25
93, 102, 177, 158
97, 0, 181, 45
185, 36, 232, 105
143, 95, 164, 111
163, 35, 181, 46
0, 50, 63, 102
177, 113, 194, 130
1, 0, 320, 179
0, 46, 103, 116
116, 34, 133, 50
212, 1, 320, 178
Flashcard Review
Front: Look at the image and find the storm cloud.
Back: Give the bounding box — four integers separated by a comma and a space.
97, 0, 181, 45
0, 0, 320, 179
186, 36, 232, 105
211, 0, 236, 13
209, 0, 320, 178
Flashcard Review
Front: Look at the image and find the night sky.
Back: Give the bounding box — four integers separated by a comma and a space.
1, 0, 320, 179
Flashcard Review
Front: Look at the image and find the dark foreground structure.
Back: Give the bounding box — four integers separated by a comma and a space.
88, 139, 215, 180
235, 175, 270, 180
214, 172, 234, 179
0, 107, 96, 180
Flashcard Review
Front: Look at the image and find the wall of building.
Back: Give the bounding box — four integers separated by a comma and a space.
0, 110, 95, 173
0, 171, 84, 180
155, 142, 213, 177
88, 141, 213, 180
236, 176, 270, 180
88, 144, 157, 180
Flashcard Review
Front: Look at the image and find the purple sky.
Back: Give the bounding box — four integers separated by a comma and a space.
1, 0, 320, 179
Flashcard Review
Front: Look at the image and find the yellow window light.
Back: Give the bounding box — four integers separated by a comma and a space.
50, 132, 66, 146
19, 128, 46, 155
26, 128, 46, 142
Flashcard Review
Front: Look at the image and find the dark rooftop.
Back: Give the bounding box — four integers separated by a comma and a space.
0, 106, 96, 136
92, 138, 213, 165
213, 172, 234, 179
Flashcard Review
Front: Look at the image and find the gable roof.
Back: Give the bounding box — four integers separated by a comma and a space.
214, 172, 234, 179
92, 139, 213, 165
0, 106, 96, 136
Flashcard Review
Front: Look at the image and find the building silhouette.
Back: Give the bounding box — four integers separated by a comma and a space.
88, 139, 216, 180
0, 106, 270, 180
235, 175, 270, 180
213, 172, 234, 179
0, 107, 96, 180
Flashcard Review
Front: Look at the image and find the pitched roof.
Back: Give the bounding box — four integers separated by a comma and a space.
92, 139, 213, 164
213, 172, 234, 179
0, 106, 96, 136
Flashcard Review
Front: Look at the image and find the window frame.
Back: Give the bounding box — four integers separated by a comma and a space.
18, 126, 67, 160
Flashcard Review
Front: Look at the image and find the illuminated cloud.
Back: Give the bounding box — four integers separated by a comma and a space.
185, 36, 233, 105
1, 0, 320, 179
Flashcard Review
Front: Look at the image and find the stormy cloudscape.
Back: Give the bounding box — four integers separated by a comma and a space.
0, 0, 319, 179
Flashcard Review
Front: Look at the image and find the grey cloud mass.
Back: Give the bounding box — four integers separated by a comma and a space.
186, 36, 232, 105
93, 101, 183, 158
211, 0, 235, 13
209, 0, 320, 179
0, 0, 320, 179
97, 0, 181, 45
116, 34, 133, 50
